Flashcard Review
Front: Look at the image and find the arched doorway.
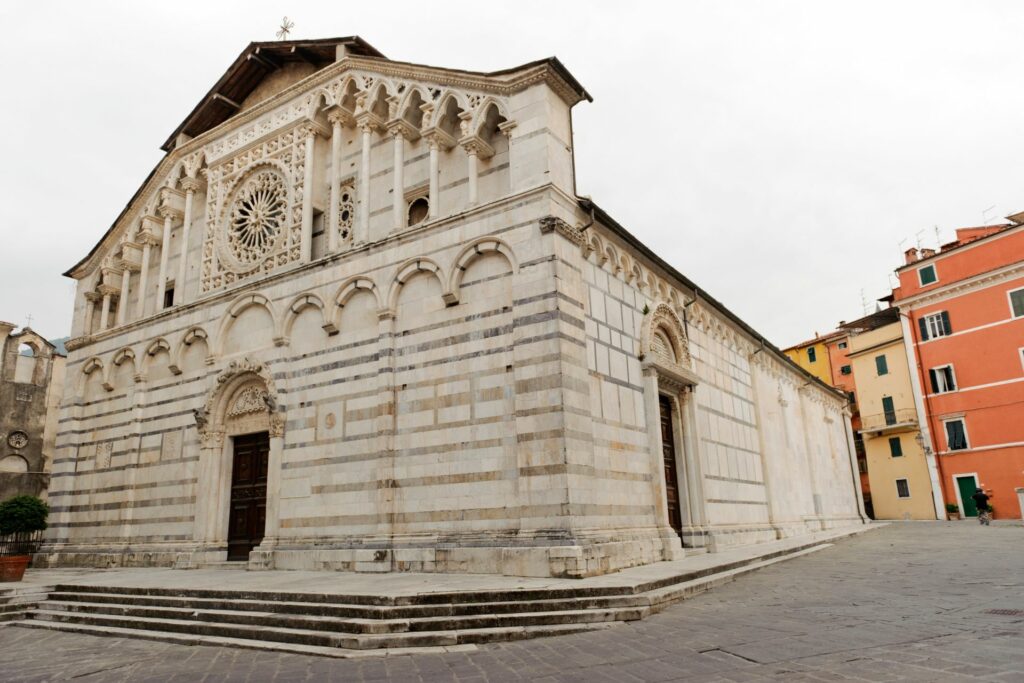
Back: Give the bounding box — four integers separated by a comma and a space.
641, 303, 704, 553
191, 359, 284, 566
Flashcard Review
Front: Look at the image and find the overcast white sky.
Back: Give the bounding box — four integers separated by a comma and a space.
2, 1, 1022, 346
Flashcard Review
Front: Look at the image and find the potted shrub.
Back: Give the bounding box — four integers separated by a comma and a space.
945, 502, 960, 520
0, 495, 49, 582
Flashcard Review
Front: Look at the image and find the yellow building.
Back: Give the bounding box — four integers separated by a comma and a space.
846, 313, 939, 520
782, 332, 839, 386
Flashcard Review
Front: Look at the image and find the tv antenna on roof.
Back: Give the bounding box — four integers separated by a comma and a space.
981, 205, 996, 225
276, 16, 294, 40
24, 313, 33, 328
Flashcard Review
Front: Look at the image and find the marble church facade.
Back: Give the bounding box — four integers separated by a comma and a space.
39, 37, 865, 578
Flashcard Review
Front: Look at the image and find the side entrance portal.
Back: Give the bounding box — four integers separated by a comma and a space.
228, 431, 269, 560
659, 395, 684, 536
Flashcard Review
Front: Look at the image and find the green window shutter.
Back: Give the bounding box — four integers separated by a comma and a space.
918, 317, 929, 341
940, 311, 952, 335
808, 347, 817, 363
888, 437, 903, 457
919, 265, 937, 285
876, 355, 888, 375
882, 396, 896, 425
1011, 289, 1024, 318
929, 369, 939, 393
946, 420, 967, 450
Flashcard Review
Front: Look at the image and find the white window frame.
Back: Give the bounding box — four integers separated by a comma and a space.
895, 478, 911, 499
942, 417, 970, 452
1009, 286, 1024, 319
923, 311, 949, 339
918, 264, 938, 286
932, 364, 957, 394
1019, 347, 1024, 373
837, 341, 847, 350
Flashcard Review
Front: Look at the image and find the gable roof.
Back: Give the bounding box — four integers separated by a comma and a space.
162, 36, 385, 152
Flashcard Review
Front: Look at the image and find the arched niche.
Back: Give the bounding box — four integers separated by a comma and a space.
0, 454, 29, 473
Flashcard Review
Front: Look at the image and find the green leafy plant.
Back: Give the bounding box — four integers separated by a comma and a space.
945, 502, 959, 513
0, 495, 49, 536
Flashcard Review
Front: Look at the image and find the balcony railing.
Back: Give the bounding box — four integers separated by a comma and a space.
859, 408, 918, 433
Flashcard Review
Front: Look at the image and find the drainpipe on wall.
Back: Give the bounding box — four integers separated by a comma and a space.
899, 309, 947, 519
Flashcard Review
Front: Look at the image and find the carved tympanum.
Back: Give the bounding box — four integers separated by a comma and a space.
227, 385, 270, 418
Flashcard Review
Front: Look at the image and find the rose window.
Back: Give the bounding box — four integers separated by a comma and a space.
228, 169, 288, 264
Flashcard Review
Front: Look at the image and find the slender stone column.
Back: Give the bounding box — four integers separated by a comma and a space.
299, 125, 318, 262
427, 138, 440, 219
358, 123, 373, 244
83, 292, 99, 336
116, 265, 130, 326
327, 111, 346, 254
136, 240, 153, 319
99, 290, 112, 331
391, 129, 406, 230
174, 179, 199, 306
465, 147, 479, 206
156, 210, 174, 310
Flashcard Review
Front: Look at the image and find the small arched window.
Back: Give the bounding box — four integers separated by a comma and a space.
408, 197, 429, 227
14, 343, 37, 384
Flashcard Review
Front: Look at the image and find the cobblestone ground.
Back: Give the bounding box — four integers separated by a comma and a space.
2, 522, 1023, 682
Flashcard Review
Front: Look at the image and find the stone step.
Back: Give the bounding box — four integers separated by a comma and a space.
10, 620, 455, 659
26, 609, 621, 650
45, 589, 645, 619
41, 598, 643, 635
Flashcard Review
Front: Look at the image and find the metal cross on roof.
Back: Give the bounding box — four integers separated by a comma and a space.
276, 17, 294, 40
25, 313, 33, 328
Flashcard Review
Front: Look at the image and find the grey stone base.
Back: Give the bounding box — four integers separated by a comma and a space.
35, 527, 684, 579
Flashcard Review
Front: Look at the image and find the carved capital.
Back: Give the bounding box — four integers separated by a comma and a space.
421, 128, 456, 151
497, 120, 517, 139
327, 107, 353, 128
386, 119, 420, 141
179, 176, 203, 194
459, 135, 494, 159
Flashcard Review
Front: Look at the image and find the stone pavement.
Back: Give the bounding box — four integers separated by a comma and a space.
2, 522, 1022, 682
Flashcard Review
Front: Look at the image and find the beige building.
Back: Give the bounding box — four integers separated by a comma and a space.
40, 37, 864, 578
0, 324, 66, 503
847, 309, 940, 520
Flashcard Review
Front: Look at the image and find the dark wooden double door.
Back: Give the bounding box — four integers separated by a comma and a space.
659, 395, 684, 537
227, 432, 269, 561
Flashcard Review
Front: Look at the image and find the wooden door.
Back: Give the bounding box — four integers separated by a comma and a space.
956, 475, 979, 517
659, 395, 684, 536
227, 432, 269, 561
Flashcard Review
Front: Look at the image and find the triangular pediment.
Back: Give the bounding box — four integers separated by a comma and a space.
162, 37, 385, 152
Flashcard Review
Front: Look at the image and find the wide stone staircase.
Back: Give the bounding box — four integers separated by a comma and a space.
0, 584, 52, 623
11, 537, 850, 657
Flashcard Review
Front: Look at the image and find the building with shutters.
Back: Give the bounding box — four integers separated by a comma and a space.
38, 37, 865, 577
843, 308, 939, 520
893, 220, 1024, 520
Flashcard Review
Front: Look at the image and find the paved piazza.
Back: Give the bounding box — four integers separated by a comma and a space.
2, 522, 1022, 682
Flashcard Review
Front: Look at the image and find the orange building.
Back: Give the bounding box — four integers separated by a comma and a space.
893, 220, 1024, 520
